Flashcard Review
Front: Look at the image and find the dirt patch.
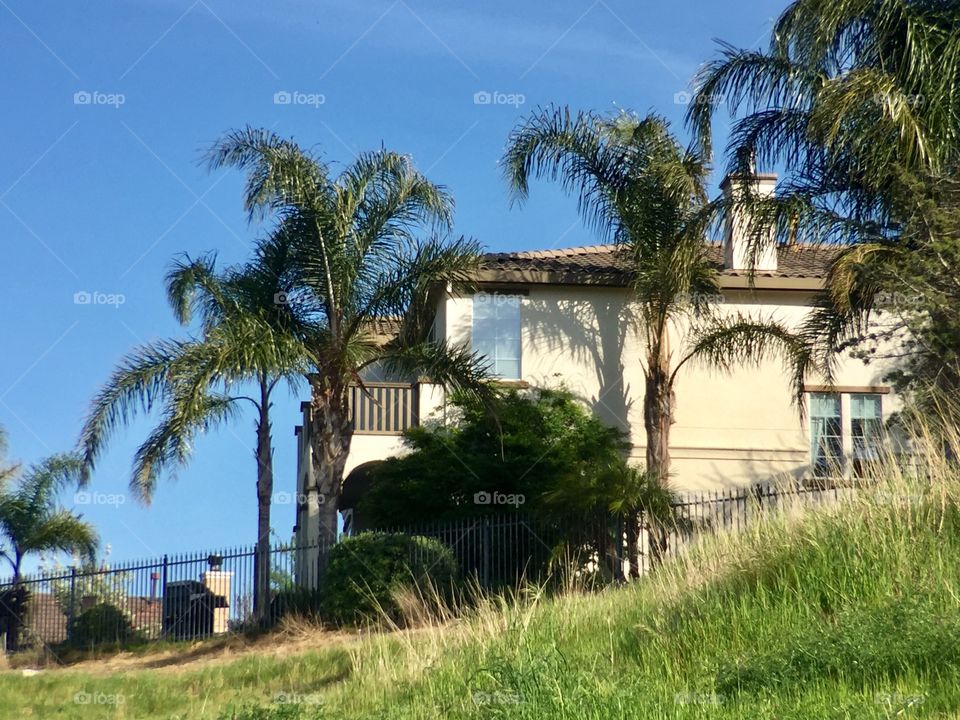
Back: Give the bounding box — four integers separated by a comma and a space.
5, 620, 366, 676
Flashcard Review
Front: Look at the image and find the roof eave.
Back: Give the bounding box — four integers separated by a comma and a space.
475, 267, 825, 291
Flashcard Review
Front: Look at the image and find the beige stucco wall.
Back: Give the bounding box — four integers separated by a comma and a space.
445, 282, 898, 492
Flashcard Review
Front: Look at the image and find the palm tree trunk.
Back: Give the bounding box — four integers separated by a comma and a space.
643, 341, 674, 569
253, 378, 273, 626
309, 382, 353, 586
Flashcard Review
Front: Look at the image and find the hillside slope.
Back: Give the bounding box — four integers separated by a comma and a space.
3, 473, 959, 719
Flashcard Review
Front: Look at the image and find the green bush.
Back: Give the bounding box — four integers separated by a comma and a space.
69, 602, 137, 647
322, 533, 457, 626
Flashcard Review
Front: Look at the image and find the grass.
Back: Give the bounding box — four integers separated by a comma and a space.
3, 449, 960, 718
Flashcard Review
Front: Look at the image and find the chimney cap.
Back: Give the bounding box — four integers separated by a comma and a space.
720, 172, 778, 191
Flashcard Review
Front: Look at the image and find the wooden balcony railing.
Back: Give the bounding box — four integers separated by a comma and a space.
348, 383, 419, 435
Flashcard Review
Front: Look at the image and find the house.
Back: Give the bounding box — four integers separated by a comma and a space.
293, 172, 897, 544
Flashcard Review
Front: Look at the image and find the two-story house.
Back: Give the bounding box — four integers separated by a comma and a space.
293, 172, 896, 544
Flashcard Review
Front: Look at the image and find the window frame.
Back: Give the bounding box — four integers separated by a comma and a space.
850, 393, 883, 478
471, 292, 523, 380
809, 392, 843, 478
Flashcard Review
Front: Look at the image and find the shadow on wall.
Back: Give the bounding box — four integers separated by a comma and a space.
523, 290, 636, 434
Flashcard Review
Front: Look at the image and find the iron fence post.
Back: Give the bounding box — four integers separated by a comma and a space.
161, 555, 168, 600
481, 516, 491, 588
67, 566, 77, 634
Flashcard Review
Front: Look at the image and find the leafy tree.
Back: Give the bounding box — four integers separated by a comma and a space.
80, 246, 308, 624
359, 387, 629, 527
0, 446, 97, 649
205, 128, 491, 575
832, 174, 960, 430
503, 107, 808, 491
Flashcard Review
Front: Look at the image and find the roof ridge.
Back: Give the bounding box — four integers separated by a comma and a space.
507, 244, 619, 259
491, 241, 838, 260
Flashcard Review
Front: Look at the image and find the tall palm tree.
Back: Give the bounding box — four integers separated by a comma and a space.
205, 128, 491, 575
504, 107, 810, 493
80, 246, 308, 623
0, 449, 97, 649
687, 0, 960, 380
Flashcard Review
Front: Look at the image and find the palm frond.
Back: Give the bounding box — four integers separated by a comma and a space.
676, 314, 820, 410
79, 340, 189, 481
166, 252, 232, 328
130, 392, 239, 502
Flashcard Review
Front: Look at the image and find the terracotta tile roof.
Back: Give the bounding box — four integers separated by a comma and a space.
480, 243, 841, 284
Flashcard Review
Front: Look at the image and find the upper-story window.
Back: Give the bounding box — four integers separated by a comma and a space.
472, 292, 521, 379
809, 391, 884, 478
810, 393, 843, 477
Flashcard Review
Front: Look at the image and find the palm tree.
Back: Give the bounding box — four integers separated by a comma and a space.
687, 0, 960, 381
504, 107, 809, 496
80, 245, 308, 624
689, 0, 960, 203
205, 128, 491, 575
0, 448, 97, 649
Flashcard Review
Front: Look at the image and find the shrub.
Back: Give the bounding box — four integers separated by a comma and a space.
322, 533, 457, 626
69, 602, 137, 647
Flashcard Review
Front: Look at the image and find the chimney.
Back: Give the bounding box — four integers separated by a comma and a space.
720, 171, 778, 272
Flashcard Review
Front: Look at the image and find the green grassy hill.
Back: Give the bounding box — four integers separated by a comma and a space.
3, 469, 959, 719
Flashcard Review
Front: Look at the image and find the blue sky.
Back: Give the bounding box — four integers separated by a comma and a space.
0, 0, 784, 567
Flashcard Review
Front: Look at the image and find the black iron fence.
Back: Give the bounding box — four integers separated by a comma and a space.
0, 541, 331, 653
0, 483, 855, 653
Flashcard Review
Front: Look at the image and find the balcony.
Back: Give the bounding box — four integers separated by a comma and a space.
348, 382, 419, 435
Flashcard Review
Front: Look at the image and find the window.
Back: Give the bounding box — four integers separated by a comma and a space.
810, 393, 843, 477
808, 391, 885, 479
472, 293, 521, 379
851, 393, 883, 477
